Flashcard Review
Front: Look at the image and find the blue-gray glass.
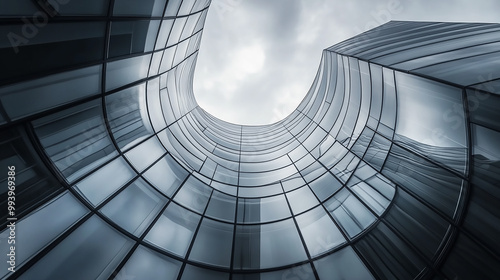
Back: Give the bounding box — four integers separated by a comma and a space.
74, 156, 135, 206
318, 141, 348, 170
308, 171, 343, 202
18, 216, 133, 280
0, 126, 66, 228
188, 218, 233, 267
155, 20, 174, 50
470, 124, 500, 186
145, 202, 200, 257
0, 65, 102, 120
0, 22, 105, 83
440, 233, 500, 280
314, 246, 374, 280
181, 265, 230, 280
286, 186, 319, 215
109, 20, 160, 58
395, 71, 467, 174
233, 219, 307, 269
164, 0, 182, 16
113, 0, 166, 16
0, 0, 38, 16
355, 222, 427, 280
100, 178, 167, 236
143, 154, 188, 197
324, 188, 376, 238
380, 68, 396, 129
296, 206, 346, 257
382, 145, 463, 220
467, 88, 500, 131
124, 136, 166, 172
331, 153, 358, 184
233, 264, 315, 280
106, 54, 151, 91
173, 176, 212, 214
48, 0, 109, 15
0, 192, 88, 279
105, 83, 154, 150
147, 77, 169, 131
465, 124, 500, 255
205, 190, 236, 222
363, 133, 390, 171
384, 188, 449, 260
392, 35, 500, 71
32, 99, 117, 183
414, 51, 500, 86
470, 78, 500, 95
369, 63, 383, 120
351, 127, 375, 158
118, 245, 181, 280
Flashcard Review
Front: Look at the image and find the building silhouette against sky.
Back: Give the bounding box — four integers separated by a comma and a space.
1, 1, 500, 279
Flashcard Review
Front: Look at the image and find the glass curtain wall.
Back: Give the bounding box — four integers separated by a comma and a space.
0, 2, 499, 279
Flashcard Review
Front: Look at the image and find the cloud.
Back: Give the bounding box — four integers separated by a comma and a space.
194, 0, 500, 125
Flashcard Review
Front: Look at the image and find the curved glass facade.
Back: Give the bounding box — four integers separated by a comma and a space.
1, 2, 500, 279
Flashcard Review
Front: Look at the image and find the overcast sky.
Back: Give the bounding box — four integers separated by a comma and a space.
193, 0, 500, 125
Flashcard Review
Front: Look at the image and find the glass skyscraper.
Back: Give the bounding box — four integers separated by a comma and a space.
1, 1, 500, 279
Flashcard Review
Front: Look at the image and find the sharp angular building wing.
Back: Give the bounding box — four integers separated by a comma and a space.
0, 1, 499, 279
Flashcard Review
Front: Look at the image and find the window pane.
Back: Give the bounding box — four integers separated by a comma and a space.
0, 22, 105, 83
324, 188, 376, 238
145, 202, 200, 257
309, 171, 343, 202
173, 176, 212, 214
363, 133, 391, 171
143, 154, 188, 197
355, 222, 427, 280
113, 0, 166, 16
164, 0, 182, 16
75, 156, 135, 206
100, 178, 167, 236
109, 20, 160, 58
106, 54, 151, 91
380, 68, 396, 129
233, 219, 307, 269
181, 265, 229, 280
124, 136, 166, 172
296, 206, 346, 257
146, 77, 168, 131
259, 195, 291, 222
467, 88, 500, 131
414, 51, 500, 86
106, 83, 154, 150
0, 126, 65, 227
118, 246, 181, 280
384, 188, 450, 260
48, 0, 109, 15
18, 216, 134, 280
205, 190, 236, 222
382, 145, 463, 219
314, 246, 374, 280
395, 71, 467, 174
0, 192, 87, 278
32, 99, 117, 183
1, 65, 101, 120
233, 264, 315, 280
286, 186, 319, 215
189, 218, 233, 267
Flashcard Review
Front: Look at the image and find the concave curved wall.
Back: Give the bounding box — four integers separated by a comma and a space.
1, 1, 500, 279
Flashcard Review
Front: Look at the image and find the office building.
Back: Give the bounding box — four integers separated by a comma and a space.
1, 1, 500, 279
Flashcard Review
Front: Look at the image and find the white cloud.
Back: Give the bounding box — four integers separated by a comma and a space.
231, 45, 266, 77
194, 0, 500, 125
